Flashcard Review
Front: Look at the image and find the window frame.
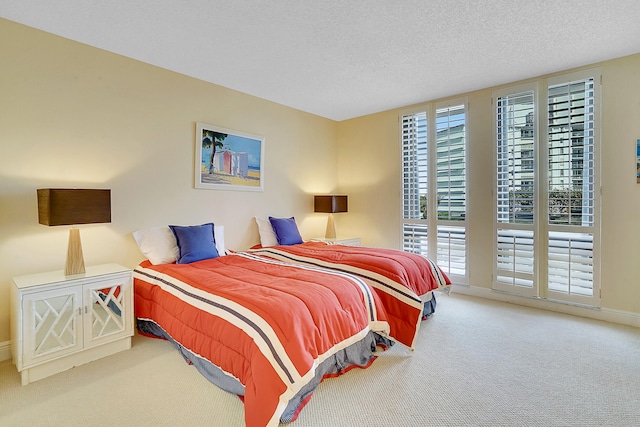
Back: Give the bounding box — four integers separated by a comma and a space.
492, 82, 541, 297
491, 69, 601, 306
400, 97, 469, 284
543, 68, 602, 306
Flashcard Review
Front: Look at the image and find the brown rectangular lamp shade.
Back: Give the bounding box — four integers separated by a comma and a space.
314, 195, 348, 214
37, 189, 111, 276
314, 195, 348, 239
37, 189, 111, 226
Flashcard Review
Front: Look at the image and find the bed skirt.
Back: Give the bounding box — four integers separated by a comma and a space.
137, 319, 393, 423
423, 292, 437, 319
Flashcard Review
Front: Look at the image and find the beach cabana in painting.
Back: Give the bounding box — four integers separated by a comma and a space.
195, 122, 264, 191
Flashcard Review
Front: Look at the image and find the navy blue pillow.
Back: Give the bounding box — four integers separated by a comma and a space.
268, 216, 303, 245
169, 223, 219, 264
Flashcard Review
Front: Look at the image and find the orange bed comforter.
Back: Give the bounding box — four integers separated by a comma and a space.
134, 252, 389, 427
247, 241, 451, 349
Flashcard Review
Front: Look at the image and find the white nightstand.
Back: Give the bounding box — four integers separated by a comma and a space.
10, 263, 133, 385
310, 237, 361, 246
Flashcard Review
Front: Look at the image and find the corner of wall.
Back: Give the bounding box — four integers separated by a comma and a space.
0, 341, 11, 362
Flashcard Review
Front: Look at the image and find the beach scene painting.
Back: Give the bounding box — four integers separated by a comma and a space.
195, 122, 264, 191
637, 139, 640, 184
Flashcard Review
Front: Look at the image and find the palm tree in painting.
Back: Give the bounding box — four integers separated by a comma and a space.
202, 131, 227, 174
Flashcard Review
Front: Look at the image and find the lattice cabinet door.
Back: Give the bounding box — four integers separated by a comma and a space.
22, 286, 83, 366
83, 276, 132, 348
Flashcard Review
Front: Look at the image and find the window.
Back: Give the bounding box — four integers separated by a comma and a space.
546, 75, 598, 301
493, 70, 600, 305
402, 99, 468, 281
495, 85, 537, 293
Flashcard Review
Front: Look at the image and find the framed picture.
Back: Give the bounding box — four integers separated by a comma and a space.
195, 122, 265, 191
637, 139, 640, 184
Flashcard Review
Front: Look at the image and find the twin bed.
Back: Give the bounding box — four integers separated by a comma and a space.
132, 221, 450, 427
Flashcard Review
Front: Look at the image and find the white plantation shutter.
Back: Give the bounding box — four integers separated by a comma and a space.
496, 228, 534, 288
436, 105, 466, 222
437, 225, 466, 276
402, 112, 427, 221
496, 91, 535, 225
548, 231, 594, 296
401, 112, 429, 256
546, 76, 598, 300
435, 103, 466, 277
547, 78, 596, 227
494, 88, 536, 292
402, 223, 428, 255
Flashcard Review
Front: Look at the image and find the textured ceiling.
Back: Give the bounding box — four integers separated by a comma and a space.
2, 1, 640, 121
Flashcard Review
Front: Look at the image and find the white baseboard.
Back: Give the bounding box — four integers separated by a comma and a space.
0, 341, 11, 362
451, 284, 640, 328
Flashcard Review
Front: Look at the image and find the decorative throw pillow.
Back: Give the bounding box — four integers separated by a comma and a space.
255, 216, 279, 247
268, 216, 303, 246
169, 223, 219, 264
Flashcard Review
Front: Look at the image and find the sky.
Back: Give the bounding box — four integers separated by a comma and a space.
203, 134, 262, 169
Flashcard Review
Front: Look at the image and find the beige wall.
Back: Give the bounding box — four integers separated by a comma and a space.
0, 19, 339, 342
338, 54, 640, 318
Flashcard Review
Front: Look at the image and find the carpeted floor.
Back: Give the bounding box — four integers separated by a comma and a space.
2, 293, 639, 426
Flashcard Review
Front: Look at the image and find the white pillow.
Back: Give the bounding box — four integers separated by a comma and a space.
133, 224, 227, 265
132, 226, 179, 265
255, 217, 278, 247
213, 225, 226, 256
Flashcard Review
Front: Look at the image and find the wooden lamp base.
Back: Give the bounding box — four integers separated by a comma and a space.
65, 228, 86, 276
324, 213, 337, 239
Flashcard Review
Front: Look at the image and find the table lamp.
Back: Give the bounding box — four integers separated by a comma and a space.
37, 188, 111, 276
314, 195, 348, 239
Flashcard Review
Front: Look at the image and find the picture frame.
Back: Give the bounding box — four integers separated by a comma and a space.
637, 139, 640, 184
194, 122, 265, 191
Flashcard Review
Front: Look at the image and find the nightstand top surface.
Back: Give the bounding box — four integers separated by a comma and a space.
13, 263, 130, 289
